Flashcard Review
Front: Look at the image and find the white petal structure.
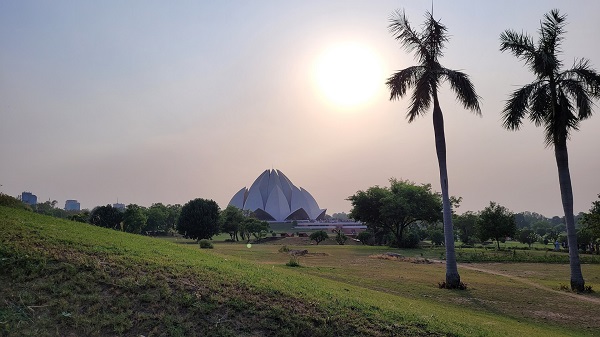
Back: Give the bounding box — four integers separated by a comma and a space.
228, 169, 326, 222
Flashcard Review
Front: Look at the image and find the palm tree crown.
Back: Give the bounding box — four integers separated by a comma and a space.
500, 9, 600, 146
386, 10, 481, 120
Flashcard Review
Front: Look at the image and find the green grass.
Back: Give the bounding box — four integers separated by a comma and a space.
1, 206, 598, 336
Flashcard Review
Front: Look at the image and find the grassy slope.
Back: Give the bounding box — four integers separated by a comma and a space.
0, 207, 585, 337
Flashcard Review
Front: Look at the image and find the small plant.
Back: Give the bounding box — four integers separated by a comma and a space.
558, 283, 570, 291
438, 281, 468, 290
286, 256, 301, 267
199, 240, 214, 249
278, 245, 290, 253
584, 285, 594, 293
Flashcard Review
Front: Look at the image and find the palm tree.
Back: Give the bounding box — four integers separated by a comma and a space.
386, 10, 481, 288
500, 9, 600, 292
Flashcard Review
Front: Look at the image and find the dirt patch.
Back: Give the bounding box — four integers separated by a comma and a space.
369, 253, 438, 264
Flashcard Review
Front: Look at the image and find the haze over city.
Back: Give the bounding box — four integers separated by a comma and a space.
1, 0, 599, 217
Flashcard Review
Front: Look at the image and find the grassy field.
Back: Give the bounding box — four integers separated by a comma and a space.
1, 207, 599, 336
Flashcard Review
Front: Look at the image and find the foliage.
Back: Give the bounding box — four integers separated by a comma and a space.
89, 205, 123, 230
398, 230, 421, 249
220, 205, 246, 241
477, 202, 517, 250
239, 218, 270, 242
285, 256, 301, 267
199, 239, 214, 249
453, 211, 479, 245
176, 198, 220, 241
428, 230, 444, 246
123, 204, 148, 234
356, 231, 374, 245
500, 8, 600, 292
348, 178, 442, 247
331, 212, 350, 221
0, 193, 30, 210
309, 230, 329, 245
331, 227, 348, 245
518, 229, 537, 248
580, 194, 600, 254
144, 203, 180, 233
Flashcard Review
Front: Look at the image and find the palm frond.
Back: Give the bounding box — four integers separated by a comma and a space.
442, 69, 481, 114
386, 66, 425, 100
499, 30, 536, 63
407, 74, 433, 123
560, 78, 593, 120
539, 9, 566, 57
421, 11, 448, 62
388, 10, 429, 64
502, 82, 540, 130
563, 59, 600, 99
529, 83, 551, 127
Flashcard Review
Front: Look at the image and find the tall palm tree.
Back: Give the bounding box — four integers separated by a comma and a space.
500, 9, 600, 292
386, 10, 481, 288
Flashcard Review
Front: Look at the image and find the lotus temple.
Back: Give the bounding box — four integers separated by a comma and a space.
228, 169, 326, 222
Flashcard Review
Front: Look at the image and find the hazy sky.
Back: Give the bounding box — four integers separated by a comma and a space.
1, 1, 599, 217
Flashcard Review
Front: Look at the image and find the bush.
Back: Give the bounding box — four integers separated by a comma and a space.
356, 231, 373, 245
278, 245, 290, 253
0, 193, 30, 211
286, 256, 301, 267
399, 231, 420, 248
199, 240, 214, 249
309, 230, 329, 245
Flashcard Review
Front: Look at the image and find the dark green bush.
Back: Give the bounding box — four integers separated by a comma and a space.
199, 240, 214, 249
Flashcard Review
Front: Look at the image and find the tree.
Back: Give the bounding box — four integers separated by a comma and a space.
220, 205, 246, 241
580, 194, 600, 254
90, 205, 123, 229
500, 10, 600, 291
518, 229, 537, 248
239, 218, 269, 243
356, 231, 373, 245
123, 204, 148, 234
386, 9, 480, 288
177, 198, 220, 241
309, 230, 329, 245
477, 202, 517, 250
145, 203, 170, 233
453, 211, 479, 245
348, 179, 442, 248
332, 227, 348, 245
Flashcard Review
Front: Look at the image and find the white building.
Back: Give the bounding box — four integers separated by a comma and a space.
229, 169, 326, 222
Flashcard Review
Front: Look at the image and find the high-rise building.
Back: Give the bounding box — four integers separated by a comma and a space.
21, 192, 37, 206
65, 199, 80, 211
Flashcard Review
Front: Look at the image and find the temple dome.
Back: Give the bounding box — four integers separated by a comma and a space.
228, 169, 326, 222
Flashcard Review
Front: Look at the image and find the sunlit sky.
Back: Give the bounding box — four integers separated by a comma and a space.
1, 1, 599, 217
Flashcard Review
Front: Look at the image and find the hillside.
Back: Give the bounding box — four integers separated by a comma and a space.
0, 207, 586, 336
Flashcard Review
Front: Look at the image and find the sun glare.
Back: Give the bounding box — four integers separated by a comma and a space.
314, 43, 383, 109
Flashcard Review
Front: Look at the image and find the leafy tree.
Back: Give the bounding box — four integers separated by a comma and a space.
386, 9, 480, 288
331, 212, 349, 221
500, 9, 600, 291
177, 198, 220, 241
123, 204, 148, 234
90, 205, 123, 229
348, 179, 442, 248
309, 230, 329, 245
0, 193, 31, 210
69, 210, 89, 223
145, 203, 170, 232
220, 205, 245, 241
518, 229, 537, 248
239, 218, 269, 242
477, 202, 517, 250
580, 194, 600, 254
453, 211, 479, 245
428, 229, 444, 246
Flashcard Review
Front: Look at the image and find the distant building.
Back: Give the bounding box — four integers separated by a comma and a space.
229, 169, 326, 222
113, 202, 125, 210
65, 199, 80, 211
21, 192, 37, 206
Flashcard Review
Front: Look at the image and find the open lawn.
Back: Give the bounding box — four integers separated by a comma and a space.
1, 206, 599, 336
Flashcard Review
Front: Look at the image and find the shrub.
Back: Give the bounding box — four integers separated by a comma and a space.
356, 231, 373, 245
399, 231, 420, 248
309, 231, 329, 245
0, 193, 30, 211
286, 256, 301, 267
278, 245, 290, 253
438, 281, 468, 290
199, 240, 214, 249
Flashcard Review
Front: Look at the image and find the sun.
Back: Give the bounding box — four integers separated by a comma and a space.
314, 42, 383, 109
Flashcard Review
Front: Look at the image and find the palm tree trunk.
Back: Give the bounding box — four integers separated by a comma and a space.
432, 93, 461, 287
554, 140, 585, 291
